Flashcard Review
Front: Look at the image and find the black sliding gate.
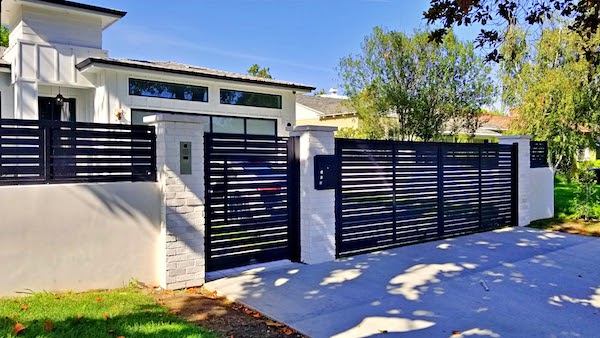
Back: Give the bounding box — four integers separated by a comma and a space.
335, 139, 518, 257
204, 133, 300, 271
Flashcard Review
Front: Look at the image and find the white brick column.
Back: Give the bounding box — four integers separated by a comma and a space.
290, 125, 337, 264
498, 135, 531, 227
145, 114, 208, 290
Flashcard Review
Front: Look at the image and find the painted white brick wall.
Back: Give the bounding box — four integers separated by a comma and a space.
498, 136, 531, 227
291, 125, 337, 264
145, 114, 208, 290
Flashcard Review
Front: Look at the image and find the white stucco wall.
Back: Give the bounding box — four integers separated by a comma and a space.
530, 167, 555, 221
0, 182, 161, 296
91, 70, 298, 136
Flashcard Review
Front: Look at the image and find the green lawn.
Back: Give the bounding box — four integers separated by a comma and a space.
530, 178, 600, 236
553, 181, 600, 218
0, 288, 214, 338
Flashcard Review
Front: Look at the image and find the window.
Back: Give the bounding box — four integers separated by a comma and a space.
220, 89, 281, 109
130, 110, 276, 136
129, 78, 208, 102
38, 97, 76, 122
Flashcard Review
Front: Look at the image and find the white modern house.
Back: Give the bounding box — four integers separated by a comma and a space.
0, 0, 314, 135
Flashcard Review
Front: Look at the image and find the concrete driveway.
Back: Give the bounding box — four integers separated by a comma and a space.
205, 228, 600, 337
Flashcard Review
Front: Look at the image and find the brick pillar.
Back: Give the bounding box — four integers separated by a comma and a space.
290, 125, 337, 264
145, 114, 208, 289
498, 135, 531, 227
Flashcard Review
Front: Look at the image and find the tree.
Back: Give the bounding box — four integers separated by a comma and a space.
1, 26, 8, 47
338, 27, 494, 141
424, 0, 600, 65
247, 64, 272, 78
500, 25, 600, 173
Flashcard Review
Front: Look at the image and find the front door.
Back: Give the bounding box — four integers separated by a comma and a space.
38, 97, 76, 121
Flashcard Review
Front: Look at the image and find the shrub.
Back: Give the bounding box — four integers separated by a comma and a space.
574, 165, 600, 221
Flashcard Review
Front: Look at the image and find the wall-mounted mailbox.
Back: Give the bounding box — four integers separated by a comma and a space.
314, 155, 337, 190
180, 141, 192, 175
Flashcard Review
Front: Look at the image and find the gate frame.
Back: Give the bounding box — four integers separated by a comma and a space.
334, 138, 519, 258
204, 132, 301, 272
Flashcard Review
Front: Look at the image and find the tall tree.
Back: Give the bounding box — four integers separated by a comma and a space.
424, 0, 600, 65
338, 27, 494, 141
501, 25, 600, 173
247, 64, 272, 79
1, 26, 8, 47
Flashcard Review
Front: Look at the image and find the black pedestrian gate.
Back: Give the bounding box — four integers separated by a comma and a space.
204, 133, 300, 271
335, 139, 518, 257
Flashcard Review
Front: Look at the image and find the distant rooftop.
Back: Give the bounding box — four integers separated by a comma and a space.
296, 94, 355, 117
76, 57, 315, 91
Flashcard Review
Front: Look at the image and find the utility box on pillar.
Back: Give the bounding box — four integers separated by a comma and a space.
180, 141, 192, 175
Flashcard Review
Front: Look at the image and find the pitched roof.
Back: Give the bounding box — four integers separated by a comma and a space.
36, 0, 126, 17
296, 95, 355, 116
76, 57, 315, 91
478, 114, 512, 131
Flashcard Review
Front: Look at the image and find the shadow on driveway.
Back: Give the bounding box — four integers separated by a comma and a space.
205, 228, 600, 338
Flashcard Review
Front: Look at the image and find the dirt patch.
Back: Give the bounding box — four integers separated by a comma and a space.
530, 218, 600, 237
146, 287, 307, 338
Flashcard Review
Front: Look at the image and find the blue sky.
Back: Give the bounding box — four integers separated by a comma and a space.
84, 1, 481, 93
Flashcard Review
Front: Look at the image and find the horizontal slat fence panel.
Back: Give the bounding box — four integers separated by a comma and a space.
0, 119, 156, 185
205, 133, 294, 271
336, 138, 517, 257
530, 141, 548, 168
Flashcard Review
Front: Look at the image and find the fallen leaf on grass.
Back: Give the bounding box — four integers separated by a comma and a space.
13, 322, 26, 335
103, 313, 109, 319
266, 321, 284, 327
44, 321, 53, 331
96, 297, 103, 303
77, 313, 83, 319
281, 327, 294, 335
20, 305, 29, 311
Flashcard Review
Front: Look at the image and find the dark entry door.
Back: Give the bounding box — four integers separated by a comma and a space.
204, 133, 300, 271
38, 97, 76, 121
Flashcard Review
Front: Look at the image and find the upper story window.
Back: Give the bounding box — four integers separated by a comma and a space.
220, 89, 281, 109
129, 78, 208, 102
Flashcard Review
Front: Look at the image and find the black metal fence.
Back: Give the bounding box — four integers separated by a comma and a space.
335, 139, 517, 257
530, 141, 548, 168
204, 133, 299, 272
0, 119, 156, 185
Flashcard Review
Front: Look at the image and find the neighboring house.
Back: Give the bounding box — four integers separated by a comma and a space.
443, 113, 513, 143
0, 0, 314, 135
295, 89, 357, 129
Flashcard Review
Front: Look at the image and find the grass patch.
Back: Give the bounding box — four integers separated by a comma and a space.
530, 178, 600, 236
0, 288, 215, 338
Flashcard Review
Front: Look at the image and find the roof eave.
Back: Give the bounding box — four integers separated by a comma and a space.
76, 58, 316, 92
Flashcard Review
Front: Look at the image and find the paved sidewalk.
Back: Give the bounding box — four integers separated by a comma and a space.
205, 228, 600, 337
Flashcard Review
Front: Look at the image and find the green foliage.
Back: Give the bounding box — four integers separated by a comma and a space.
502, 25, 600, 174
0, 26, 8, 48
338, 27, 494, 141
312, 88, 326, 96
424, 1, 600, 66
0, 288, 214, 338
574, 167, 600, 220
247, 64, 272, 79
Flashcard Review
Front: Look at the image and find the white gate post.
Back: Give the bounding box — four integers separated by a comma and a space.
145, 114, 208, 289
290, 125, 337, 264
498, 135, 531, 227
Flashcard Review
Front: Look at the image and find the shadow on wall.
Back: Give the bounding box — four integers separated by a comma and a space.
0, 181, 162, 295
204, 227, 600, 337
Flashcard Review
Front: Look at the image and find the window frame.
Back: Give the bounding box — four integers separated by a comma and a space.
130, 109, 278, 136
128, 78, 209, 103
219, 89, 282, 109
